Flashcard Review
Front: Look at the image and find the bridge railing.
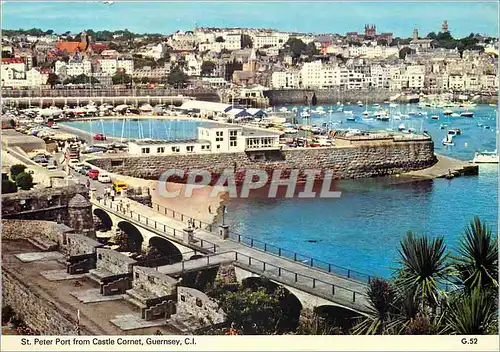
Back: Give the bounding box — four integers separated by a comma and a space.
148, 201, 373, 285
230, 251, 365, 305
228, 231, 372, 285
95, 198, 220, 253
152, 203, 213, 232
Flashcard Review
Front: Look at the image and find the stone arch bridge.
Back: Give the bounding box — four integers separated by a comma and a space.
91, 198, 372, 317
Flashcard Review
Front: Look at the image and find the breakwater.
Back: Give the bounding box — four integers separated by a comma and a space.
264, 89, 498, 105
88, 137, 437, 183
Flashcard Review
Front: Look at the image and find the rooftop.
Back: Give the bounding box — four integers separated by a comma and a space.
129, 138, 210, 145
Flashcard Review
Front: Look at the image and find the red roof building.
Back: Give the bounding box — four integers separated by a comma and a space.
55, 41, 89, 54
91, 43, 109, 54
2, 57, 25, 64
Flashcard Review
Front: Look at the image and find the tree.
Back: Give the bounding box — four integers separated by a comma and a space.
283, 38, 307, 58
443, 288, 497, 334
215, 36, 225, 43
200, 61, 216, 76
10, 164, 26, 180
399, 47, 415, 60
167, 65, 188, 88
2, 179, 17, 194
304, 42, 319, 56
15, 172, 33, 190
2, 50, 13, 58
46, 73, 60, 88
353, 278, 396, 334
241, 34, 253, 48
395, 232, 450, 309
453, 217, 498, 292
377, 39, 388, 46
112, 71, 132, 85
427, 32, 437, 40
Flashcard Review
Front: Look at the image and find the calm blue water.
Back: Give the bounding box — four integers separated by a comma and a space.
224, 103, 498, 278
64, 119, 214, 141
64, 105, 498, 278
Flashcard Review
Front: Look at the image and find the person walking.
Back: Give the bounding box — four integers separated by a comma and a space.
110, 188, 115, 201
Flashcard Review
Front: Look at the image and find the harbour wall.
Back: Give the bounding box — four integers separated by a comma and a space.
87, 138, 437, 183
264, 89, 498, 105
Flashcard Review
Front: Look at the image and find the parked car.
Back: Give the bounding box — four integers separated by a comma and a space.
98, 173, 111, 183
87, 169, 100, 180
33, 155, 49, 165
73, 163, 86, 173
113, 180, 128, 193
80, 165, 92, 175
69, 159, 80, 168
93, 134, 107, 141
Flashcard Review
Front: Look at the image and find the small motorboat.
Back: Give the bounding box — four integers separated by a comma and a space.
440, 124, 447, 129
449, 128, 461, 135
477, 123, 483, 127
451, 113, 461, 118
398, 123, 406, 131
443, 109, 453, 116
346, 116, 356, 122
484, 125, 491, 129
442, 133, 454, 146
431, 115, 439, 120
460, 111, 474, 117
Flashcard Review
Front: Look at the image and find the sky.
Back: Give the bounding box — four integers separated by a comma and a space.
1, 1, 499, 38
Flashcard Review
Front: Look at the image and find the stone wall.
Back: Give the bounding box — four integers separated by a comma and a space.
177, 287, 226, 326
1, 219, 71, 244
96, 248, 137, 275
132, 266, 178, 297
263, 89, 498, 105
1, 184, 92, 235
2, 269, 90, 335
264, 89, 400, 105
66, 233, 103, 257
88, 138, 436, 183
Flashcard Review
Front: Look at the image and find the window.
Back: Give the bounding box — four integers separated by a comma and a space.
186, 146, 194, 153
216, 144, 220, 149
98, 254, 102, 260
196, 298, 203, 307
171, 146, 180, 153
230, 141, 237, 147
157, 147, 165, 153
180, 295, 186, 302
141, 147, 150, 154
229, 130, 237, 137
135, 273, 139, 279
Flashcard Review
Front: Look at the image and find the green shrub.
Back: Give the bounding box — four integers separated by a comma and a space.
15, 172, 33, 190
1, 178, 18, 194
10, 164, 26, 180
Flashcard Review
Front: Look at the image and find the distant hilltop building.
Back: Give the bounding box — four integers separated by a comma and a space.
364, 24, 376, 38
442, 20, 449, 33
413, 28, 419, 41
55, 31, 92, 57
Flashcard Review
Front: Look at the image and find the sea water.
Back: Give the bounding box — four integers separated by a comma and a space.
64, 105, 498, 278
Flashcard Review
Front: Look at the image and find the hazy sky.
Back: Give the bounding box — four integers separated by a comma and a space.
2, 1, 499, 38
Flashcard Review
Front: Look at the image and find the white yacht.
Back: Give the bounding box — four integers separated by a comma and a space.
473, 150, 499, 163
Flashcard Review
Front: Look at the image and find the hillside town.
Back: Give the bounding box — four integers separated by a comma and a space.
2, 21, 498, 94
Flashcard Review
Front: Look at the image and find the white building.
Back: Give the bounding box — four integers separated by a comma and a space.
137, 43, 166, 60
222, 33, 242, 50
128, 124, 281, 155
406, 65, 425, 89
55, 60, 92, 76
448, 74, 465, 90
271, 71, 301, 89
1, 68, 47, 88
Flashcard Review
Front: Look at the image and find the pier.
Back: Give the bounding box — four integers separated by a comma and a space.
405, 154, 479, 179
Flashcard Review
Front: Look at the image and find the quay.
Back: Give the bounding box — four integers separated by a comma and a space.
405, 154, 479, 179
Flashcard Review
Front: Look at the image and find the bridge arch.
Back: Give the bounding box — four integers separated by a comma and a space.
242, 277, 303, 333
93, 208, 113, 231
313, 305, 361, 334
116, 221, 144, 253
147, 236, 183, 265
